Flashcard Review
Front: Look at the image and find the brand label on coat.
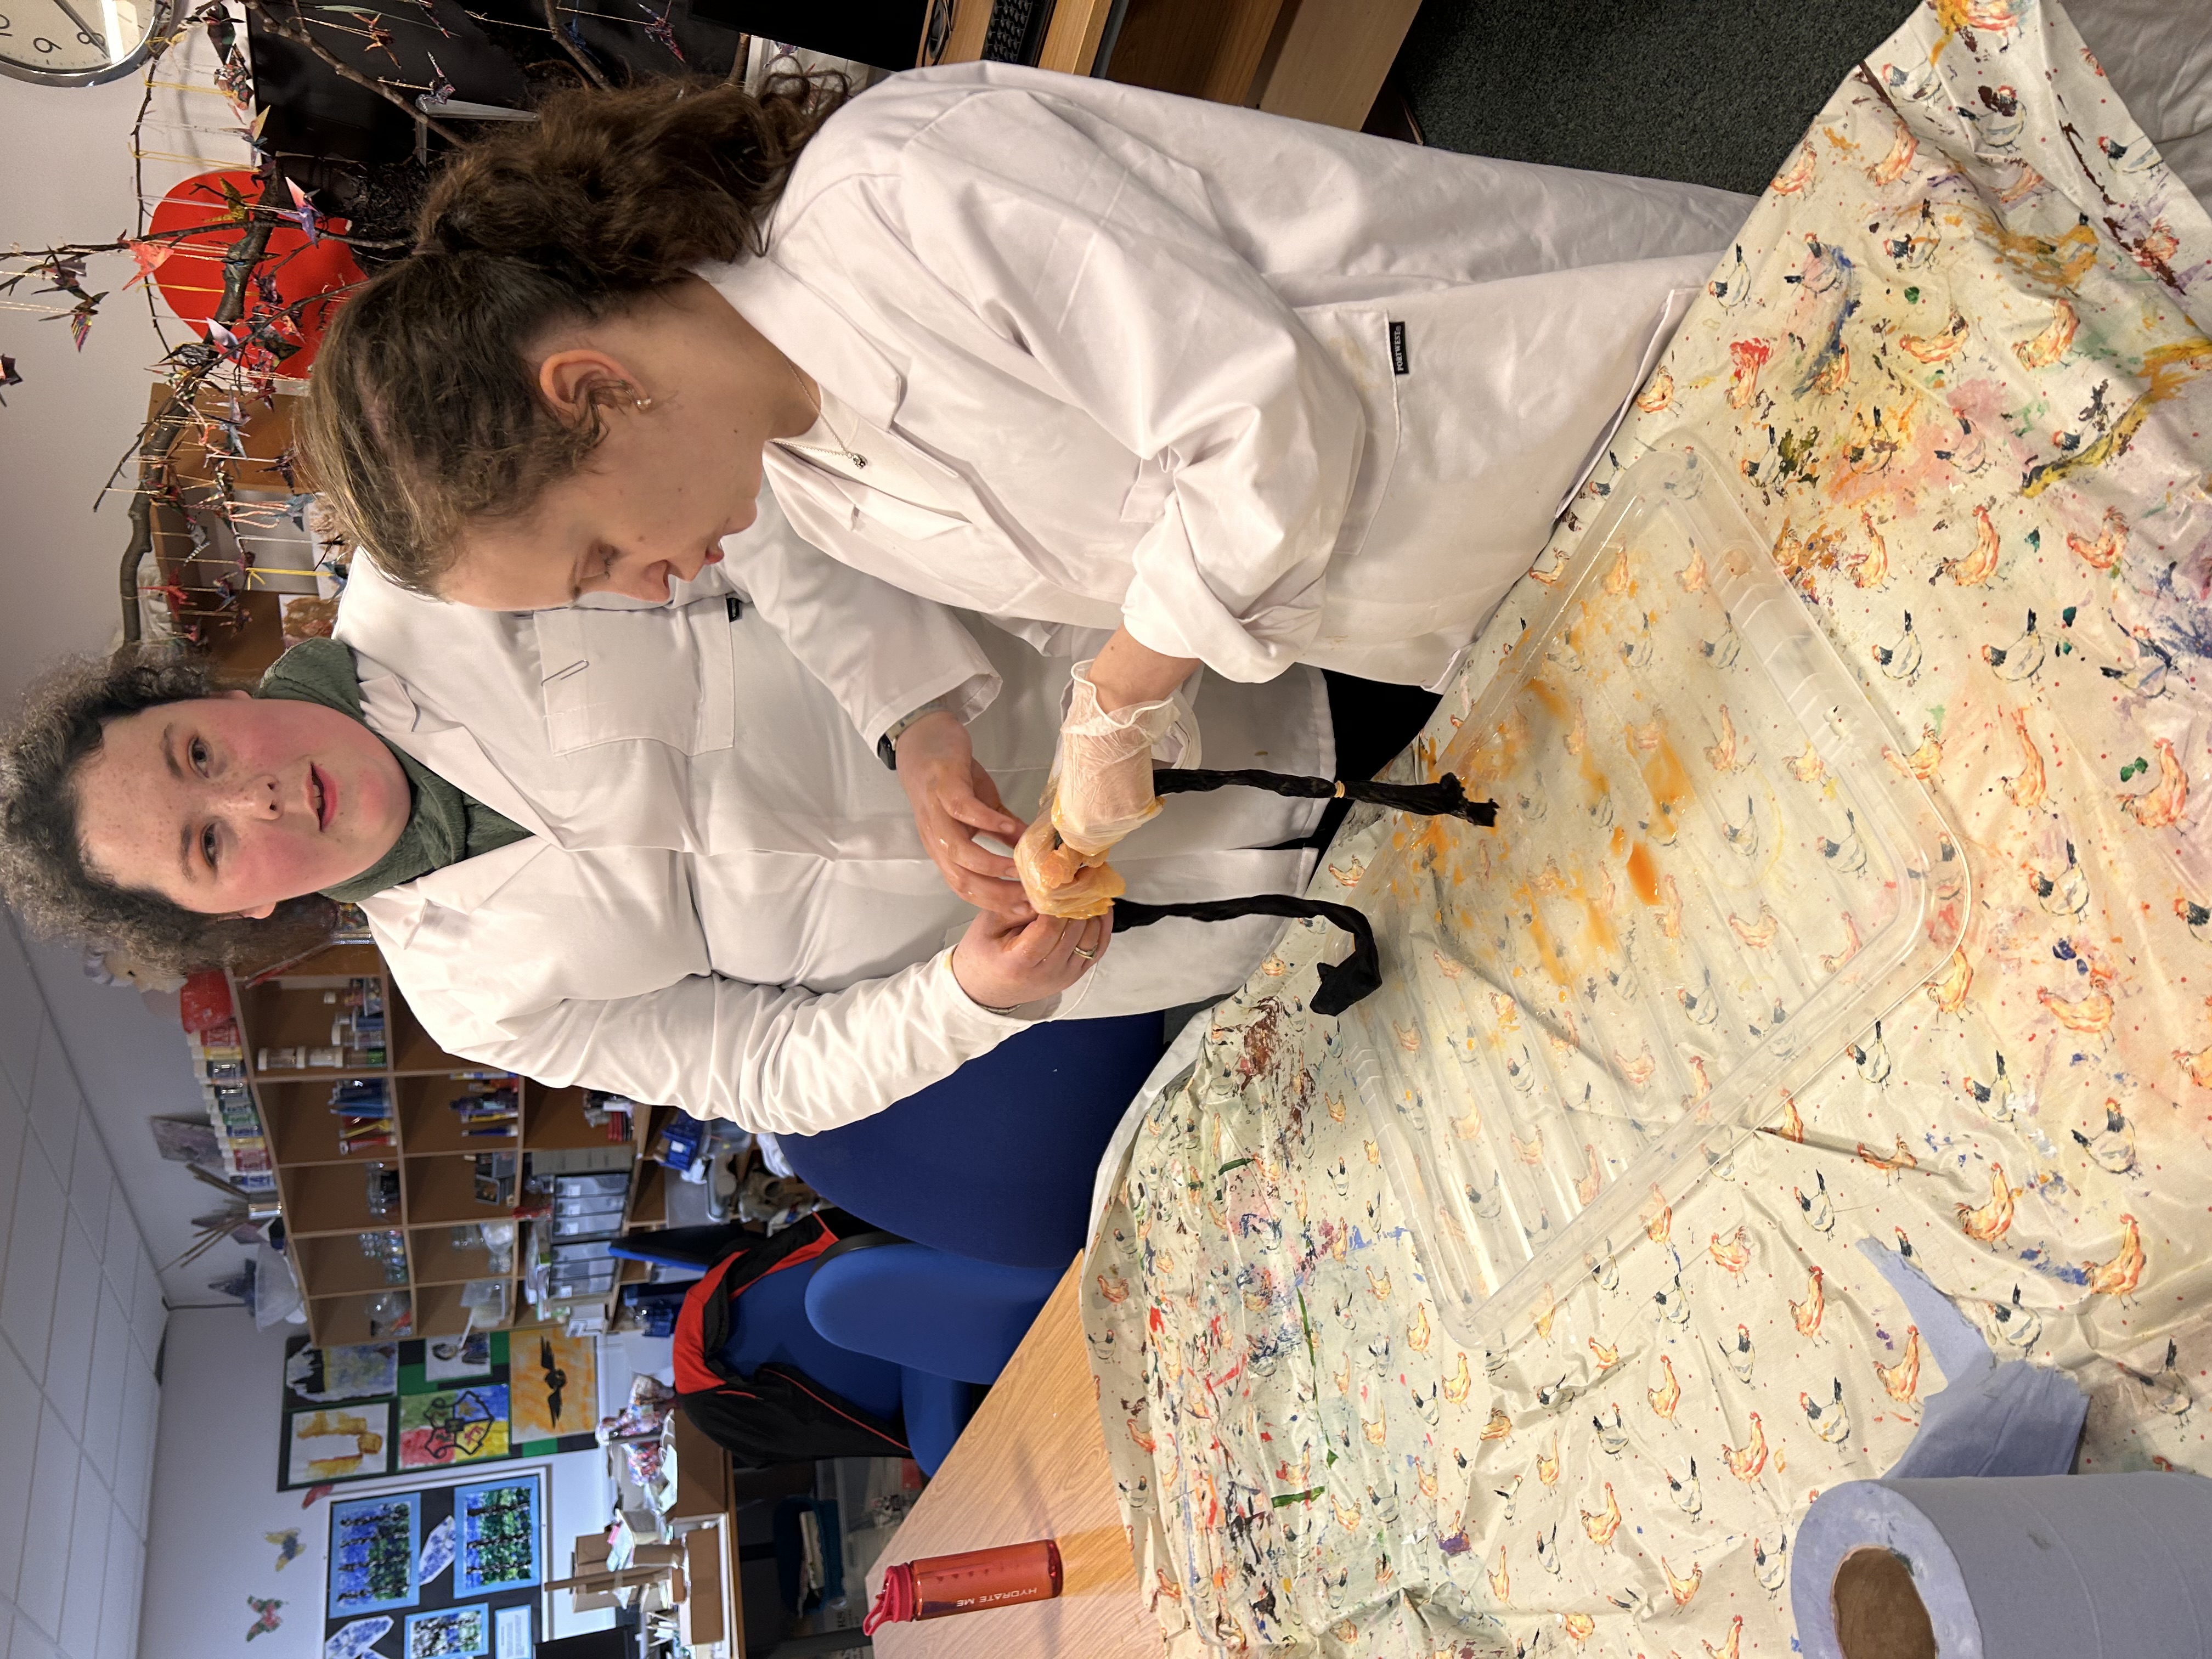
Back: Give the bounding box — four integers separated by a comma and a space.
1388, 321, 1409, 375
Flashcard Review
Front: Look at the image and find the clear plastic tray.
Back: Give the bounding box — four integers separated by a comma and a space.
1347, 445, 1963, 1355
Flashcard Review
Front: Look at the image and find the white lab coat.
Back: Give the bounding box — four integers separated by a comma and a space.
332, 498, 1331, 1133
709, 64, 1756, 688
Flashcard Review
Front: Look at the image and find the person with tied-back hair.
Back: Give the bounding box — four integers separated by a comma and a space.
300, 61, 1752, 909
0, 484, 1356, 1129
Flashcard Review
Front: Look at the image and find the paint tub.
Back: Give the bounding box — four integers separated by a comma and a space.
1344, 443, 1962, 1355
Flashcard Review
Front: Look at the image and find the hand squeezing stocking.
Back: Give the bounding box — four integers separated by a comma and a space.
1014, 712, 1500, 1012
1014, 660, 1188, 920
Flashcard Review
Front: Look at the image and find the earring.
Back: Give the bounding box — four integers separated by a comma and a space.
633, 396, 654, 411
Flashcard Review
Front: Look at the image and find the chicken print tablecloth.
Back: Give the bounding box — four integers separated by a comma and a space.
1082, 3, 2212, 1654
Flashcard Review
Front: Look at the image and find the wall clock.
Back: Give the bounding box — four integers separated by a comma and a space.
1, 0, 170, 85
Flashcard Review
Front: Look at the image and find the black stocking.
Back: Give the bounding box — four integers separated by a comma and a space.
1152, 767, 1497, 827
1110, 896, 1381, 1017
1107, 769, 1496, 1014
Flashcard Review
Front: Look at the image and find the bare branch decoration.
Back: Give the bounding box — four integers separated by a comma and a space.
213, 173, 287, 326
545, 0, 611, 88
241, 0, 464, 144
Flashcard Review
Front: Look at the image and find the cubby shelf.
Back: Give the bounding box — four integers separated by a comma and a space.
408, 1224, 505, 1288
295, 1233, 411, 1299
307, 1290, 407, 1347
229, 959, 668, 1345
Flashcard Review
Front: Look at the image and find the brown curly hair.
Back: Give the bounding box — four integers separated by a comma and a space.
0, 650, 337, 973
299, 67, 847, 593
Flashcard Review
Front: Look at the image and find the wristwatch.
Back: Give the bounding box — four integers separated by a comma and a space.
878, 698, 949, 770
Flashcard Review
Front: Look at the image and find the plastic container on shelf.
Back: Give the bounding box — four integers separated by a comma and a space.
1345, 444, 1963, 1356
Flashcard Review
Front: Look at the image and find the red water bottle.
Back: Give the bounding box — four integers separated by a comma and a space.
862, 1539, 1063, 1633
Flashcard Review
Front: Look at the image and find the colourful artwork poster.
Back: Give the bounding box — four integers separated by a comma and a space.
404, 1604, 489, 1659
509, 1334, 595, 1444
416, 1517, 455, 1589
454, 1477, 541, 1594
286, 1331, 591, 1491
327, 1494, 421, 1619
324, 1615, 394, 1659
290, 1403, 394, 1488
421, 1332, 494, 1383
397, 1385, 511, 1470
286, 1343, 400, 1406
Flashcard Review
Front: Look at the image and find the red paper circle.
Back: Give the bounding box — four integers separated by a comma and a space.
146, 168, 365, 375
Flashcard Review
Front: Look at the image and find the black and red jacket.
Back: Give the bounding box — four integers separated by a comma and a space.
672, 1210, 912, 1467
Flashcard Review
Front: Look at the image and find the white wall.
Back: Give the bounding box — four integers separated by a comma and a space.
16, 926, 264, 1310
145, 1309, 616, 1659
138, 1311, 302, 1659
0, 69, 191, 710
0, 95, 240, 1604
1, 42, 635, 1659
0, 916, 163, 1659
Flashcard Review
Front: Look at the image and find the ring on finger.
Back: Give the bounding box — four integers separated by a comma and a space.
1073, 943, 1096, 960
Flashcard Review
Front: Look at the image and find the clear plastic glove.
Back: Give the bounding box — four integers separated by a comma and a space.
1049, 659, 1186, 857
1014, 799, 1126, 919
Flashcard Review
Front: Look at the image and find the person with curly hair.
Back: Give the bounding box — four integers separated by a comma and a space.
0, 501, 1356, 1128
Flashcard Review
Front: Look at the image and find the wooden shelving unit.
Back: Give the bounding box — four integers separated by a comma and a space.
231, 945, 666, 1346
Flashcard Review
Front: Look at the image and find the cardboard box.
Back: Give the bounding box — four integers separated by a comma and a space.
680, 1526, 725, 1649
669, 1412, 730, 1522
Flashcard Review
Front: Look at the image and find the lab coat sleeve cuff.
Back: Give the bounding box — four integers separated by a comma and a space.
859, 668, 1002, 754
1120, 504, 1327, 685
935, 946, 1058, 1025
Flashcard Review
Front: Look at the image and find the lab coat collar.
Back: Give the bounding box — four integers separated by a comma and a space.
354, 665, 557, 844
699, 257, 905, 432
761, 445, 967, 542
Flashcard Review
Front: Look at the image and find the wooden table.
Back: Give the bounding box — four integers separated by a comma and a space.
867, 1260, 1164, 1658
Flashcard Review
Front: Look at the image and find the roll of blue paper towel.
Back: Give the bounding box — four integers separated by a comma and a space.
1791, 1474, 2212, 1658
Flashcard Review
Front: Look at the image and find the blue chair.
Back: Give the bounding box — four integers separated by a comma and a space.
777, 1014, 1165, 1268
713, 1235, 1056, 1475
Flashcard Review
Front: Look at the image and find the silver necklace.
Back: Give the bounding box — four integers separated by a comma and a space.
791, 360, 867, 471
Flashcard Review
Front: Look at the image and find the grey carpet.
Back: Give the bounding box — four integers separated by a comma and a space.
1395, 0, 1922, 195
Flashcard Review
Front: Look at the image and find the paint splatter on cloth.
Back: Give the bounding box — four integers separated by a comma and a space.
1085, 2, 2212, 1653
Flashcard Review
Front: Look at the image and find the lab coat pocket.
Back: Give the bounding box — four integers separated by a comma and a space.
1292, 303, 1400, 562
532, 601, 737, 755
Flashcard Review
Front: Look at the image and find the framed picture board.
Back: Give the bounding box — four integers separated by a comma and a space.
280, 1333, 597, 1491
455, 1478, 543, 1594
290, 1402, 398, 1490
324, 1472, 545, 1659
405, 1603, 491, 1658
328, 1493, 422, 1619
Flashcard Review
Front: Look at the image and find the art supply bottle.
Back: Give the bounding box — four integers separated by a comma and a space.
862, 1539, 1062, 1633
